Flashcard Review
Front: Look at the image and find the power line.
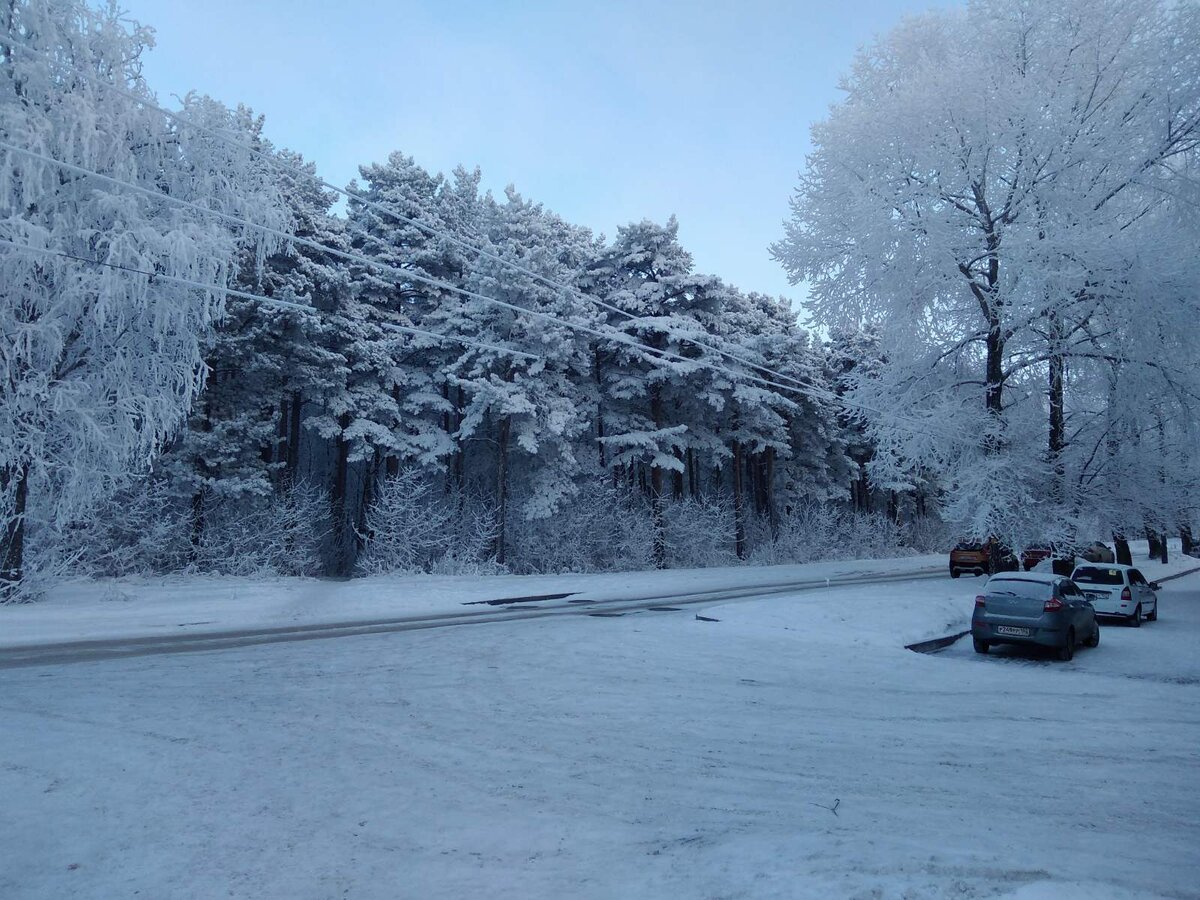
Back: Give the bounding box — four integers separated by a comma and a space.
0, 141, 824, 399
0, 39, 969, 441
0, 237, 541, 362
2, 142, 963, 440
0, 33, 823, 396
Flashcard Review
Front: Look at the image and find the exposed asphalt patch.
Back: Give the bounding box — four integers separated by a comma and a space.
648, 606, 682, 611
1155, 564, 1200, 583
694, 614, 720, 623
906, 631, 970, 654
463, 592, 576, 606
587, 612, 626, 618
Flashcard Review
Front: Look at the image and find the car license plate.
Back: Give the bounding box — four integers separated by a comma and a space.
996, 625, 1031, 637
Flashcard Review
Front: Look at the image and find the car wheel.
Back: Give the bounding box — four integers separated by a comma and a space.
950, 569, 960, 579
1057, 629, 1075, 661
1147, 604, 1157, 622
1130, 605, 1142, 628
973, 637, 989, 654
1085, 621, 1100, 648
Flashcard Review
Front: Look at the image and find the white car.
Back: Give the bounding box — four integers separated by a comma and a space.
1070, 564, 1160, 626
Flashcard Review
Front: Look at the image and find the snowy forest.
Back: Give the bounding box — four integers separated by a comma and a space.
2, 0, 1198, 598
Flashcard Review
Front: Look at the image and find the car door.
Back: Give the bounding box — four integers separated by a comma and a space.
1059, 579, 1088, 633
1129, 569, 1153, 614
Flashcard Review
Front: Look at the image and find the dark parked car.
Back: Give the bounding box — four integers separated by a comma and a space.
971, 572, 1100, 661
1077, 541, 1116, 564
950, 539, 1019, 578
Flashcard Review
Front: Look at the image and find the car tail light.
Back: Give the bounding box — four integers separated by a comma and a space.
1121, 587, 1132, 602
1044, 596, 1064, 611
975, 595, 986, 608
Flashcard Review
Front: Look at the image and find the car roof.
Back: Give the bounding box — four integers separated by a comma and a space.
986, 572, 1064, 584
1072, 562, 1134, 572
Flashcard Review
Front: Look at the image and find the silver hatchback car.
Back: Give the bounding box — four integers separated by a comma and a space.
971, 572, 1100, 661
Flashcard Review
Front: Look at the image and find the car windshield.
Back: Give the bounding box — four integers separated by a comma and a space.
1072, 567, 1124, 586
985, 578, 1052, 599
955, 541, 984, 551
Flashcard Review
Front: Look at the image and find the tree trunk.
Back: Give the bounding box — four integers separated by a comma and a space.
495, 416, 509, 566
286, 391, 302, 481
1113, 534, 1132, 566
189, 392, 214, 561
765, 447, 778, 537
1181, 526, 1194, 558
597, 404, 607, 470
595, 349, 607, 471
751, 453, 766, 518
358, 449, 378, 547
1159, 529, 1168, 564
0, 461, 30, 597
985, 321, 1004, 435
266, 396, 287, 474
979, 223, 1005, 448
1145, 528, 1162, 560
331, 412, 353, 577
452, 387, 465, 492
732, 439, 747, 560
649, 387, 666, 568
1047, 313, 1066, 503
388, 385, 406, 479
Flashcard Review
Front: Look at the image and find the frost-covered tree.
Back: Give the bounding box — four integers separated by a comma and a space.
773, 0, 1200, 542
0, 0, 285, 595
159, 146, 346, 557
584, 218, 733, 566
450, 186, 596, 564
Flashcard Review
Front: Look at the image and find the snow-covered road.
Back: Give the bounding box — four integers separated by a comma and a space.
2, 570, 1197, 899
0, 566, 949, 669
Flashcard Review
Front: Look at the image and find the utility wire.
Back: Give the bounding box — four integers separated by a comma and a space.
0, 237, 542, 361
0, 39, 973, 441
0, 33, 823, 396
0, 141, 823, 399
1, 143, 969, 441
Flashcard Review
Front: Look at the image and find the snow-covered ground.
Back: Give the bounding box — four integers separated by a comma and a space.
0, 554, 950, 648
2, 553, 1198, 899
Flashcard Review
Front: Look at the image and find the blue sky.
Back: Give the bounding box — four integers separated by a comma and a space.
127, 0, 946, 305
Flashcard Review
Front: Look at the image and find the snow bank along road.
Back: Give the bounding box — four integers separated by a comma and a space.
2, 568, 1197, 899
0, 564, 949, 669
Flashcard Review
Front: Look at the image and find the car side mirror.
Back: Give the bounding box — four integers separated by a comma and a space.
1150, 582, 1160, 591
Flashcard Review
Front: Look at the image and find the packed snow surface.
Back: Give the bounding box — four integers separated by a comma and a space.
0, 554, 952, 648
2, 558, 1198, 898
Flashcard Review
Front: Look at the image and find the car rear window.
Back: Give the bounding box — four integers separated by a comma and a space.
985, 578, 1053, 599
955, 541, 984, 551
1072, 567, 1124, 586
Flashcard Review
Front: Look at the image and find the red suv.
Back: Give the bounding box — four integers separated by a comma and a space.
1020, 543, 1076, 576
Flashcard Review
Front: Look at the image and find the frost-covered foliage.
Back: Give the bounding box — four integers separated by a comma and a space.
67, 478, 326, 579
358, 469, 503, 576
749, 504, 916, 566
0, 0, 285, 595
774, 0, 1200, 545
507, 480, 656, 575
663, 495, 739, 569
